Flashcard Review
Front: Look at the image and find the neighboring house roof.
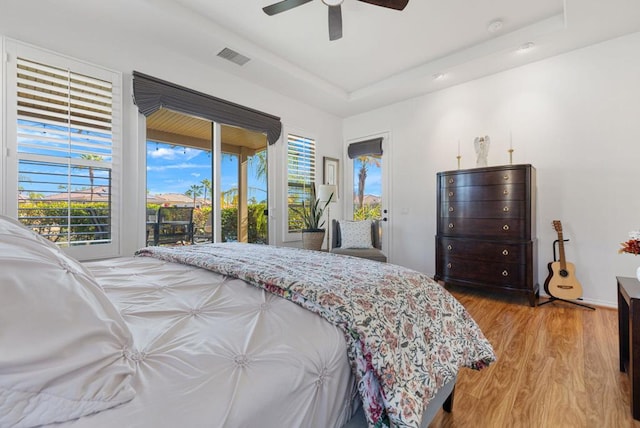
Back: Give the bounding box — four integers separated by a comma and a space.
45, 186, 111, 202
354, 194, 381, 206
146, 193, 210, 207
43, 188, 209, 207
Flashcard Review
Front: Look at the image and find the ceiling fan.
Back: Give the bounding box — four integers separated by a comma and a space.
262, 0, 409, 41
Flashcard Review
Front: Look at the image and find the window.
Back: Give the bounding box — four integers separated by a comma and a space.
5, 41, 121, 259
145, 109, 269, 246
286, 133, 315, 234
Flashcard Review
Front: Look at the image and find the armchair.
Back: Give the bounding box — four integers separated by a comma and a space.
330, 219, 387, 262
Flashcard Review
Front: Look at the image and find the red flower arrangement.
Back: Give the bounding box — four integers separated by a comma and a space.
620, 231, 640, 255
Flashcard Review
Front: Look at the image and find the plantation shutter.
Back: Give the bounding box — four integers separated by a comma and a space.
287, 134, 316, 233
14, 54, 117, 252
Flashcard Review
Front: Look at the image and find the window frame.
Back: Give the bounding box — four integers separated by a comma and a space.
283, 131, 316, 242
4, 39, 122, 260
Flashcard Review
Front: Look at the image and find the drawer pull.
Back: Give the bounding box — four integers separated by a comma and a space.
503, 175, 509, 180
448, 223, 454, 229
502, 224, 510, 231
447, 263, 452, 269
503, 206, 510, 212
448, 191, 454, 197
502, 270, 509, 277
448, 178, 454, 184
447, 245, 453, 251
502, 249, 509, 256
503, 189, 509, 195
448, 206, 454, 212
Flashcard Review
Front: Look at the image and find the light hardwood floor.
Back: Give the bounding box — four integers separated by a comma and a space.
428, 285, 640, 428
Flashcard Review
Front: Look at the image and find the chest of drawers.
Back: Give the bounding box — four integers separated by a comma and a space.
434, 164, 538, 306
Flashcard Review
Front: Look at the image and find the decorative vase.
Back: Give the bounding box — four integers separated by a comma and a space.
301, 229, 325, 251
637, 266, 640, 282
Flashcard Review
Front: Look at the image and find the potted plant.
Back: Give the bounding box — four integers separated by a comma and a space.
293, 184, 334, 251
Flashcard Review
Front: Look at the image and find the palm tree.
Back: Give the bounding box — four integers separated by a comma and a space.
221, 187, 238, 209
251, 150, 267, 181
28, 192, 45, 200
356, 155, 381, 210
80, 154, 103, 201
200, 178, 212, 203
17, 173, 32, 194
185, 184, 204, 207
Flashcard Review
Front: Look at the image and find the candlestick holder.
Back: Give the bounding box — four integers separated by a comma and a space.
456, 155, 461, 170
508, 148, 514, 165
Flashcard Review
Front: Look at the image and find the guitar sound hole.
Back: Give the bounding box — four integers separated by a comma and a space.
559, 269, 569, 278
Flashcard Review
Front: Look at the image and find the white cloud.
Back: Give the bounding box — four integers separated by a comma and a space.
148, 147, 178, 160
147, 146, 204, 161
147, 162, 210, 172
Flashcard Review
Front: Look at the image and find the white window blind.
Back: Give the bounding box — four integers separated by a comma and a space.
6, 45, 121, 258
287, 134, 315, 233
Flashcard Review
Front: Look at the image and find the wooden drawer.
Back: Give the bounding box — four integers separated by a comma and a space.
440, 167, 527, 188
440, 200, 524, 219
435, 164, 537, 306
437, 256, 527, 288
437, 237, 528, 264
438, 218, 527, 239
441, 184, 525, 202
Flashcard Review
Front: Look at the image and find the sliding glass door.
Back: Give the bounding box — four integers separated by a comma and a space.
145, 108, 268, 246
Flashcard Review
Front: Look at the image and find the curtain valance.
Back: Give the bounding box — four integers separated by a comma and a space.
132, 71, 282, 145
347, 138, 383, 158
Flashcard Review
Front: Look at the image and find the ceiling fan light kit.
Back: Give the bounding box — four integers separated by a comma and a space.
487, 19, 504, 33
263, 0, 409, 41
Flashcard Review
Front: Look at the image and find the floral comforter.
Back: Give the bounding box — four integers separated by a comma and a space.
136, 243, 495, 428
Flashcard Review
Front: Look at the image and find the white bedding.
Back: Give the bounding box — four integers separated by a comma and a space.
1, 215, 492, 428
61, 256, 358, 428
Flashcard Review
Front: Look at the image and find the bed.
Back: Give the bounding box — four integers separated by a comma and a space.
0, 215, 495, 428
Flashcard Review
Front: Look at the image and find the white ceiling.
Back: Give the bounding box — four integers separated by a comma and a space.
1, 0, 640, 117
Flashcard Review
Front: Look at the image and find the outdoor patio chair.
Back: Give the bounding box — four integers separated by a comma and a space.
154, 207, 194, 245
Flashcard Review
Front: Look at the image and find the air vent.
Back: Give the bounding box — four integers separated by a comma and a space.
217, 48, 251, 66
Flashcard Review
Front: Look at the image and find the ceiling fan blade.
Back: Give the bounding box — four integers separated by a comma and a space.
263, 0, 313, 16
328, 5, 342, 41
357, 0, 409, 11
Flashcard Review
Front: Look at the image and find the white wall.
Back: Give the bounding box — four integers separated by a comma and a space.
0, 31, 344, 255
344, 32, 640, 307
3, 10, 638, 305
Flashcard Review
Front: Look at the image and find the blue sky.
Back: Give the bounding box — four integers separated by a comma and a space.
146, 141, 267, 202
16, 120, 379, 203
146, 141, 382, 203
353, 157, 382, 197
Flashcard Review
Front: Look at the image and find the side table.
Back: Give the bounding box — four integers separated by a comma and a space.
618, 276, 640, 420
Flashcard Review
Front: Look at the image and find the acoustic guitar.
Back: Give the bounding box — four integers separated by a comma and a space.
543, 220, 583, 300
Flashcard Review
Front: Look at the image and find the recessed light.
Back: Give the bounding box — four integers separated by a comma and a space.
487, 19, 503, 33
517, 42, 535, 52
433, 73, 445, 80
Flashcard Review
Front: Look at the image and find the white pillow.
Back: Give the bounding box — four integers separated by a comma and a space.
0, 216, 136, 427
0, 214, 96, 280
338, 220, 373, 249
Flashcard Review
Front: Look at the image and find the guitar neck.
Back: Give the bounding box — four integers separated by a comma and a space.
557, 230, 567, 270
